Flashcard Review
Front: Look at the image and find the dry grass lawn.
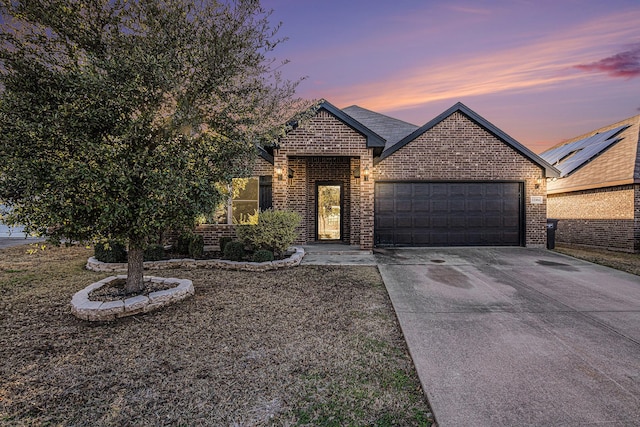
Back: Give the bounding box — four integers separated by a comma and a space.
554, 244, 640, 276
0, 244, 433, 426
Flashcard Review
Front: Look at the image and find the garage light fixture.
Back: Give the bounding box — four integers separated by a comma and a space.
363, 166, 370, 181
276, 166, 283, 181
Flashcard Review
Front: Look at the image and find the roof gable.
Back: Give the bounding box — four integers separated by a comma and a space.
288, 100, 386, 151
377, 102, 559, 176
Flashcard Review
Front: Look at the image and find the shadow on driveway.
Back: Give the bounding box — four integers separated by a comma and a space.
376, 247, 640, 427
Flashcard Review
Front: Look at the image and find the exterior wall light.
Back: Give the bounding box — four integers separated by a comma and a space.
535, 177, 542, 189
363, 166, 370, 181
276, 166, 283, 181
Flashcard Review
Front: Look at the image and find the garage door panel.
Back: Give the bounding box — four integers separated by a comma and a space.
413, 216, 430, 228
375, 182, 522, 247
413, 199, 431, 212
395, 216, 413, 228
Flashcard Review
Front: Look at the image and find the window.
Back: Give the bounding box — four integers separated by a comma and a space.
203, 176, 271, 225
232, 177, 259, 223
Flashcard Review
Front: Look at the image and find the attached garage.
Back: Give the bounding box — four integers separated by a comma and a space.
375, 181, 523, 246
370, 102, 559, 248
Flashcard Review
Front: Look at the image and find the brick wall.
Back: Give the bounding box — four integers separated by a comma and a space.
166, 224, 237, 248
273, 110, 373, 249
548, 184, 638, 252
375, 112, 548, 247
636, 185, 640, 252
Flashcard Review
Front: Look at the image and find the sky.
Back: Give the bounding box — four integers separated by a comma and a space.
263, 0, 640, 153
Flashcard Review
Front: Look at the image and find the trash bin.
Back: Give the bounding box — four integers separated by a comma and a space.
546, 219, 559, 249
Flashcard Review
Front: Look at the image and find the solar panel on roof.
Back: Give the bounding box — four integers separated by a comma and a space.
541, 124, 630, 167
558, 137, 622, 176
545, 124, 630, 177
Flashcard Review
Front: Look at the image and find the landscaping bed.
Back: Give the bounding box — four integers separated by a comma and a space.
0, 244, 433, 426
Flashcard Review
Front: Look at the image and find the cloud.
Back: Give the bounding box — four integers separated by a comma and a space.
315, 10, 640, 113
575, 43, 640, 78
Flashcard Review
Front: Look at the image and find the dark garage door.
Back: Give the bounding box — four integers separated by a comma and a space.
375, 182, 523, 246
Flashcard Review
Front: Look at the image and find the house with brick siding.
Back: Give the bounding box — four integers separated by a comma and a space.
542, 114, 640, 253
196, 99, 558, 251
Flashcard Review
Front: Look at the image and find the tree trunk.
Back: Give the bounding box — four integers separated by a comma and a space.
126, 242, 145, 294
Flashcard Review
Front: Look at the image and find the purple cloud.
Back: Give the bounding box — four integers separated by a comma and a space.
575, 44, 640, 78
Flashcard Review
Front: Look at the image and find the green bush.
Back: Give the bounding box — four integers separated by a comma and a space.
94, 241, 127, 263
189, 234, 204, 258
252, 249, 274, 262
223, 240, 245, 261
218, 236, 233, 253
174, 234, 191, 254
144, 244, 165, 261
236, 209, 301, 257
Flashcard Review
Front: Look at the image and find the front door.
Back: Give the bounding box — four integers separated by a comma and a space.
317, 183, 342, 240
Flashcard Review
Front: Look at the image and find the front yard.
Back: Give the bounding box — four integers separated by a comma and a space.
554, 244, 640, 276
0, 244, 433, 426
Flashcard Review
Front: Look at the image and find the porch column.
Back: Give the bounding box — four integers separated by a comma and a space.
272, 151, 288, 210
359, 152, 374, 250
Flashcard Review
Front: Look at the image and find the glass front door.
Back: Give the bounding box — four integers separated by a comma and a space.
317, 184, 341, 240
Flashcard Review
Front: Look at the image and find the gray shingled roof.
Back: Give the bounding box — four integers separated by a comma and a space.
342, 105, 418, 151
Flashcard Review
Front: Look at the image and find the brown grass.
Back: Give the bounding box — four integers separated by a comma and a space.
0, 244, 433, 426
553, 244, 640, 276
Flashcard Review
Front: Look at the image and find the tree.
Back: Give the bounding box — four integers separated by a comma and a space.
0, 0, 303, 292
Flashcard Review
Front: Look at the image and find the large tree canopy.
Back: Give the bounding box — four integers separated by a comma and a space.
0, 0, 302, 291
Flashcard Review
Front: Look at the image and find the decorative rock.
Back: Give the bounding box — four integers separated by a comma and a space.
85, 247, 305, 272
70, 276, 194, 322
124, 295, 149, 313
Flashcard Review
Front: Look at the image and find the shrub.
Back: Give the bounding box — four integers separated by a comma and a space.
94, 241, 127, 263
235, 209, 301, 257
174, 234, 191, 254
223, 240, 245, 261
144, 244, 165, 261
252, 249, 274, 262
189, 234, 204, 258
218, 236, 233, 253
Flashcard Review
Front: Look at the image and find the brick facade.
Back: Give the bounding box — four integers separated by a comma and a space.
273, 110, 374, 249
548, 184, 639, 252
375, 112, 548, 247
192, 105, 552, 250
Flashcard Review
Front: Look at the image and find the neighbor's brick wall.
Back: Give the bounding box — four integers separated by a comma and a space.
548, 184, 638, 252
273, 110, 374, 249
375, 111, 548, 247
636, 184, 640, 252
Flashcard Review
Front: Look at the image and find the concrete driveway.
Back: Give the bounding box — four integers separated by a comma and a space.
376, 247, 640, 427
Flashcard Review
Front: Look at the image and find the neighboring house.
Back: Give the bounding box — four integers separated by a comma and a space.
541, 114, 640, 253
196, 100, 558, 250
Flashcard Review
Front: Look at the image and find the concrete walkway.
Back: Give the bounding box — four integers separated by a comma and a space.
300, 244, 377, 265
376, 247, 640, 427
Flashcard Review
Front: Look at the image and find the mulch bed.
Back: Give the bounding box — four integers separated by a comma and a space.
88, 278, 176, 302
0, 244, 433, 426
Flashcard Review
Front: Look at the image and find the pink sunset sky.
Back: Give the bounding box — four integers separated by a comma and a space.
264, 0, 640, 153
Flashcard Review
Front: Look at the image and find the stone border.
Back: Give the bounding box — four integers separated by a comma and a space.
71, 275, 194, 322
85, 246, 305, 273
